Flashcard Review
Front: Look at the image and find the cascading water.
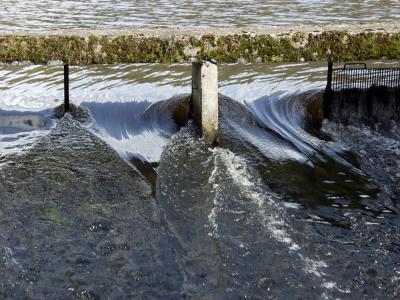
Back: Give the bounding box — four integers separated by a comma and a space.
0, 62, 399, 298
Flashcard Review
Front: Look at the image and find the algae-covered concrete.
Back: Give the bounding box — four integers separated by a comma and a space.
0, 22, 400, 64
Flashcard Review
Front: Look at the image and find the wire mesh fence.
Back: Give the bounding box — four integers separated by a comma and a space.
329, 63, 400, 92
324, 61, 400, 121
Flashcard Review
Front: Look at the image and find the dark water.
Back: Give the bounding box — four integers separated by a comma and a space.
0, 63, 399, 298
0, 116, 185, 298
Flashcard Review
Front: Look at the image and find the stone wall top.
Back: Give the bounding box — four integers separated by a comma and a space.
1, 22, 399, 64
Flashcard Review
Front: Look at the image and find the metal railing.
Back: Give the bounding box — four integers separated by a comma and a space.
327, 61, 400, 92
324, 60, 400, 118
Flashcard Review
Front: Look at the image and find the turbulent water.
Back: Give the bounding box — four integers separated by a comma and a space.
0, 62, 399, 298
0, 0, 400, 32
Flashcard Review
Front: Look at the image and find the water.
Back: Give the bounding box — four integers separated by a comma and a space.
1, 0, 400, 32
0, 62, 399, 298
0, 63, 329, 161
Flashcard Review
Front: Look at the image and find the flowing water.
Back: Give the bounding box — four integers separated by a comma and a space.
1, 0, 400, 32
0, 62, 399, 298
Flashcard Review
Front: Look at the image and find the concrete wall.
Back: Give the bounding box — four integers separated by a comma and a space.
0, 22, 400, 64
191, 61, 218, 145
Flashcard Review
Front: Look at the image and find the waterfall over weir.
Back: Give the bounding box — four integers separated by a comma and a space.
0, 62, 399, 299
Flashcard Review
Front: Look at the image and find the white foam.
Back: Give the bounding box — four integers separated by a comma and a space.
208, 148, 299, 248
207, 148, 347, 294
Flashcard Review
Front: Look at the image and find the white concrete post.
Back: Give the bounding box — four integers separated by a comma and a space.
191, 61, 218, 145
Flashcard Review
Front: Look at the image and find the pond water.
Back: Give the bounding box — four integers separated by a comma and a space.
0, 62, 399, 298
1, 0, 400, 32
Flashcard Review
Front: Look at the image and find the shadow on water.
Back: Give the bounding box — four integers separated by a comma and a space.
327, 86, 400, 127
0, 109, 54, 134
0, 109, 55, 157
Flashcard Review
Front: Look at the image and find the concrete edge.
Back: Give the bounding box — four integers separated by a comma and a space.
0, 22, 399, 64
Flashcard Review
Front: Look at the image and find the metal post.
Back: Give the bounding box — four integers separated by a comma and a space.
64, 64, 70, 113
326, 57, 333, 93
323, 57, 334, 119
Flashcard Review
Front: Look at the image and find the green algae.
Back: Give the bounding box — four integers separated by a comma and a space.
37, 207, 72, 225
0, 31, 399, 64
79, 202, 112, 218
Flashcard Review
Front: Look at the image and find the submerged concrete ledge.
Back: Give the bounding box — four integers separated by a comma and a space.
1, 22, 400, 64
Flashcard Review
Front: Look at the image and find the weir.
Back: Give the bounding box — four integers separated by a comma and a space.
30, 58, 400, 144
1, 22, 400, 64
3, 2, 400, 299
2, 23, 400, 143
61, 61, 219, 144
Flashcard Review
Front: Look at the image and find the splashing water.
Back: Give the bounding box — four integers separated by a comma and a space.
0, 62, 399, 298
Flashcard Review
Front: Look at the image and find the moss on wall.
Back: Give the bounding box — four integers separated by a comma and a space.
0, 30, 399, 64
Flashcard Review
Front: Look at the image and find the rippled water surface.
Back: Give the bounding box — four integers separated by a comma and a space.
0, 62, 329, 159
0, 62, 399, 298
1, 0, 400, 32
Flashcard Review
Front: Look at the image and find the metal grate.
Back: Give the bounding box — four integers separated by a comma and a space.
328, 62, 400, 92
323, 60, 400, 120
